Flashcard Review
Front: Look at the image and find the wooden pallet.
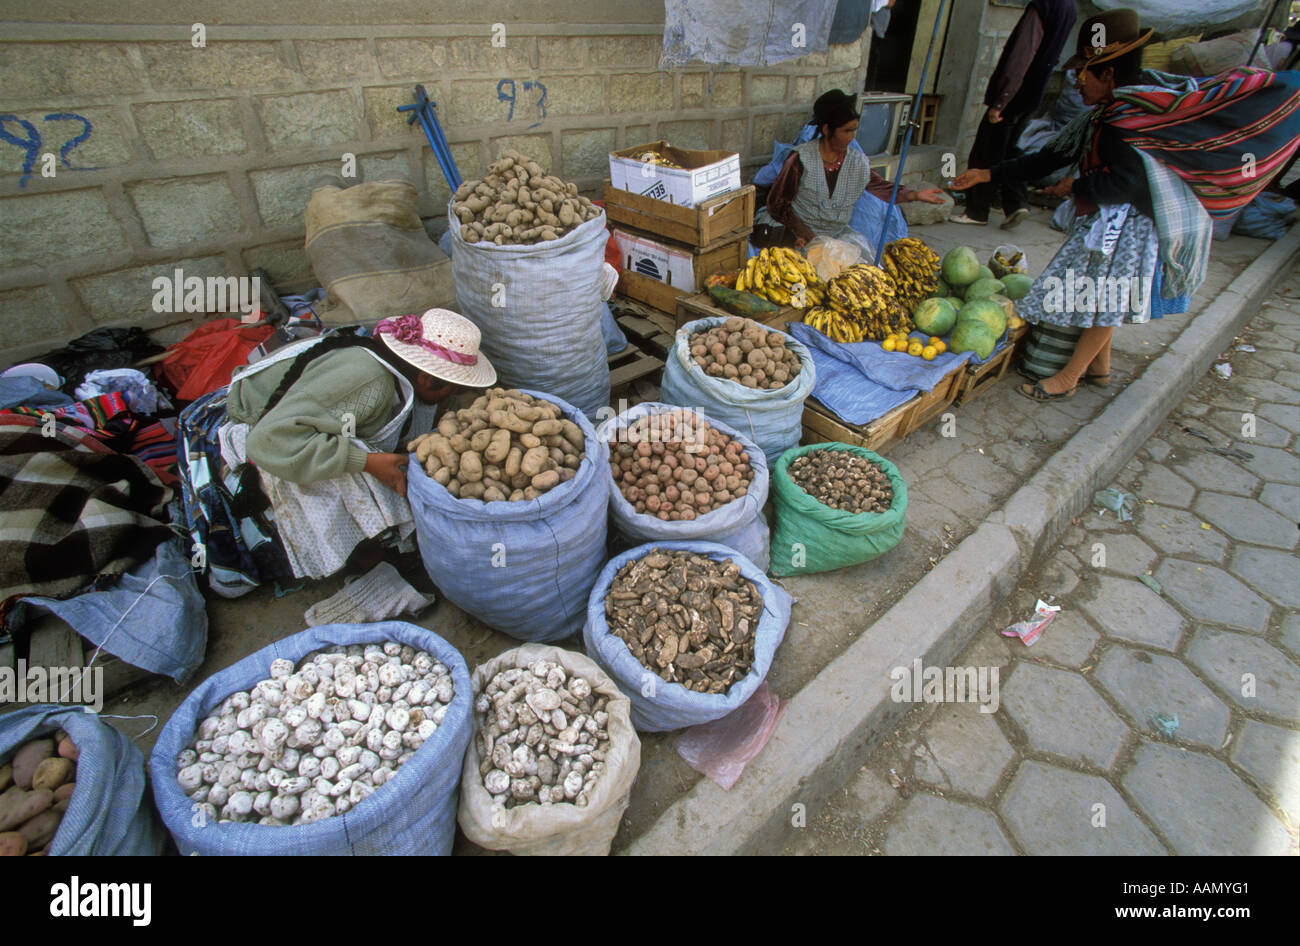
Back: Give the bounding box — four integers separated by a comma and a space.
801, 364, 964, 455
607, 343, 664, 393
611, 297, 675, 334
615, 313, 675, 358
0, 621, 152, 714
953, 324, 1029, 406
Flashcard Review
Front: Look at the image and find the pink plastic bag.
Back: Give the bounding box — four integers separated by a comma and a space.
674, 681, 785, 790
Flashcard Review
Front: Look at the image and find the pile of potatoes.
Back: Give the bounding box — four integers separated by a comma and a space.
691, 317, 802, 390
1, 732, 79, 856
608, 409, 753, 520
409, 389, 586, 502
452, 150, 602, 245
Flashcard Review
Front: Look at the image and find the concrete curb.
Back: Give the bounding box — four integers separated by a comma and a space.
624, 225, 1300, 856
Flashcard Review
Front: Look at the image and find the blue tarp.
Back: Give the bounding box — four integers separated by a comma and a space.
9, 537, 208, 684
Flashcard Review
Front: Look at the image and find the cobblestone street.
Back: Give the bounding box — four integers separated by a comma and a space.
794, 269, 1300, 857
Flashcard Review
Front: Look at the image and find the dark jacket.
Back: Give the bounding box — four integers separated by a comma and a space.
986, 0, 1078, 117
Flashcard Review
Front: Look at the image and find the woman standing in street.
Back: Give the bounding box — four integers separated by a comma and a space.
952, 9, 1300, 401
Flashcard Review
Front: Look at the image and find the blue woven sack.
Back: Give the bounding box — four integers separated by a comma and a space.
150, 621, 471, 855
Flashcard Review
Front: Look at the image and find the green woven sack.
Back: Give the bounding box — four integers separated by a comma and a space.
769, 443, 907, 577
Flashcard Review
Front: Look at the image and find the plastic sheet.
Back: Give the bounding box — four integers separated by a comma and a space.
674, 680, 785, 789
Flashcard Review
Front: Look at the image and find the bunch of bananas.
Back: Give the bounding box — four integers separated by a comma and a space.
881, 237, 941, 309
735, 247, 826, 308
802, 305, 864, 343
809, 262, 913, 340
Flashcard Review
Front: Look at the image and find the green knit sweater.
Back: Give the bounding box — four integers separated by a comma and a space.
226, 348, 399, 484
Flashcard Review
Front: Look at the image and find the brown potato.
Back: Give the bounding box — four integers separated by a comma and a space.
0, 789, 53, 832
520, 446, 548, 477
458, 451, 484, 483
30, 758, 73, 792
15, 810, 60, 849
0, 832, 27, 857
531, 470, 560, 490
11, 740, 53, 790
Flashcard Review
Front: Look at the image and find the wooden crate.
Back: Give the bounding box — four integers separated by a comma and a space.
603, 181, 755, 247
673, 290, 799, 332
953, 324, 1029, 406
801, 365, 964, 455
615, 233, 748, 313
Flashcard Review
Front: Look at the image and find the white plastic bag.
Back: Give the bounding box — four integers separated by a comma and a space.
804, 236, 862, 282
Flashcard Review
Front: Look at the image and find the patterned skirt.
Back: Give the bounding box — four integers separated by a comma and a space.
1017, 206, 1160, 329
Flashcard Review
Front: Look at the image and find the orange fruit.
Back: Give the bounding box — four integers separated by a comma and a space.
907, 341, 924, 357
922, 345, 937, 361
881, 337, 897, 352
930, 338, 947, 354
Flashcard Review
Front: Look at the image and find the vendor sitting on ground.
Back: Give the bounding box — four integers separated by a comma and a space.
227, 308, 497, 499
764, 89, 945, 248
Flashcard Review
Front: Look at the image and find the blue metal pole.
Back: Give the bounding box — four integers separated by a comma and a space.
875, 0, 948, 265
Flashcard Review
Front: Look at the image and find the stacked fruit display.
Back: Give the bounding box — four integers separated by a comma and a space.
735, 247, 826, 308
802, 262, 909, 343
906, 246, 1030, 360
880, 238, 942, 311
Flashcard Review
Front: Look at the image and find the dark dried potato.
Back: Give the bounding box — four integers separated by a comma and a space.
607, 409, 753, 520
691, 317, 800, 390
604, 550, 762, 693
407, 389, 583, 501
787, 450, 893, 514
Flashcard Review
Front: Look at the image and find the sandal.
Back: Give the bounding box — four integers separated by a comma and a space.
1018, 382, 1076, 401
1081, 372, 1111, 388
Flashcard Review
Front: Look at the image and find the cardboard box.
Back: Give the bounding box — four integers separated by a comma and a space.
612, 227, 748, 313
609, 140, 742, 208
603, 181, 754, 248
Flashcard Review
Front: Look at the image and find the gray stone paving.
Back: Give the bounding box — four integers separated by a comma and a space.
883, 794, 1015, 856
1155, 560, 1272, 633
1123, 741, 1292, 856
1000, 761, 1166, 856
814, 273, 1300, 856
1002, 663, 1130, 769
1185, 628, 1300, 723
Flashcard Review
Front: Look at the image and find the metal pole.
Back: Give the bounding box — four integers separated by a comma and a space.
876, 0, 948, 265
1246, 0, 1285, 68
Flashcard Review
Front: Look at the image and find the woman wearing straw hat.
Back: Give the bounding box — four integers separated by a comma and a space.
229, 309, 495, 496
951, 8, 1300, 401
224, 309, 496, 578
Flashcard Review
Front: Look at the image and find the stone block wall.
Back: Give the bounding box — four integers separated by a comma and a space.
0, 18, 870, 360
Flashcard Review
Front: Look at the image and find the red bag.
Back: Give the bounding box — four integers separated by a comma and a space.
161, 319, 273, 401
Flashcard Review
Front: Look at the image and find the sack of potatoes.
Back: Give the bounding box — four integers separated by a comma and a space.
457, 643, 640, 857
408, 388, 586, 503
0, 707, 164, 856
582, 541, 794, 732
450, 149, 603, 246
149, 622, 472, 856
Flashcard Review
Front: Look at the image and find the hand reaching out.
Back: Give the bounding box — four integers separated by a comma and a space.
1042, 176, 1075, 199
949, 168, 991, 191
